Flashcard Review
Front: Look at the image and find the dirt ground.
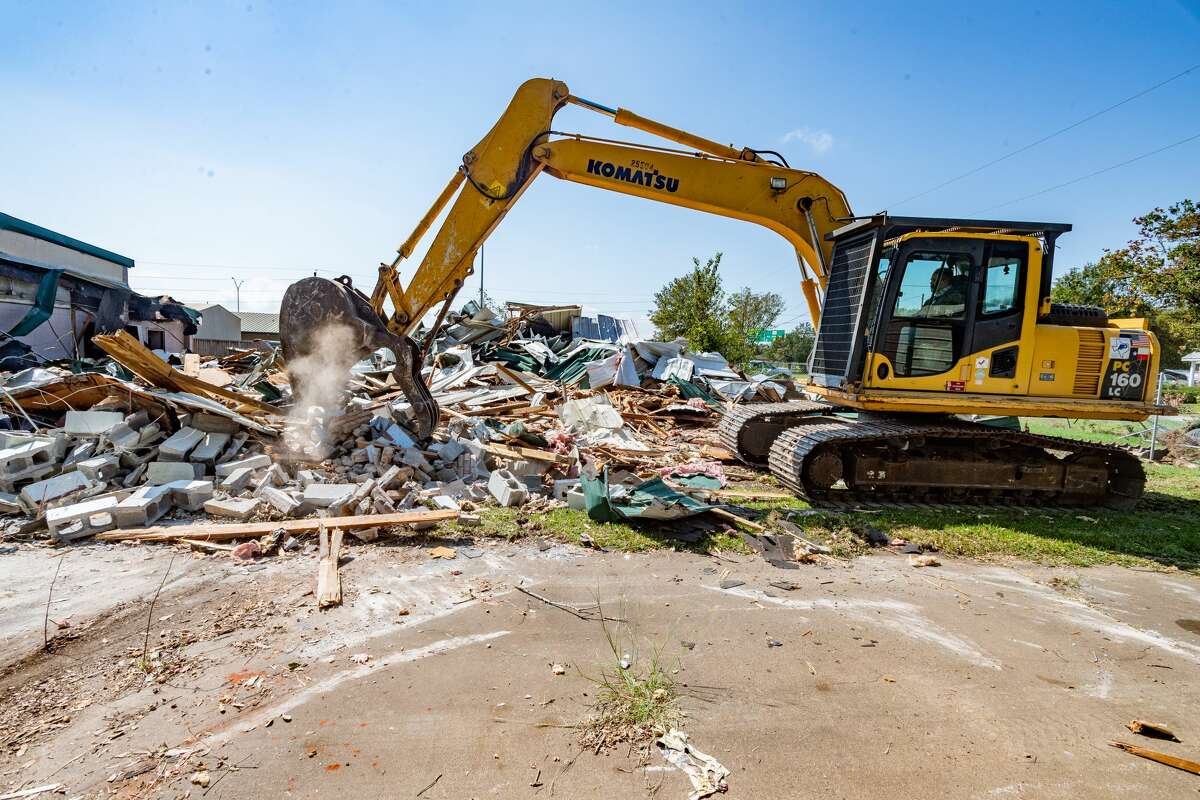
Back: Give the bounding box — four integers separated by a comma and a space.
2, 537, 1199, 799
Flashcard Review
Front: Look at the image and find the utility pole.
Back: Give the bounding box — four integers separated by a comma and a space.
231, 278, 246, 312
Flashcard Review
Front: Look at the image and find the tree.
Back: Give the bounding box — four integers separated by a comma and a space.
650, 252, 786, 365
1052, 199, 1200, 365
650, 253, 729, 353
764, 323, 815, 366
724, 287, 786, 365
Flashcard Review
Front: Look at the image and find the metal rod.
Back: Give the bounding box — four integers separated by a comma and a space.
1149, 370, 1162, 460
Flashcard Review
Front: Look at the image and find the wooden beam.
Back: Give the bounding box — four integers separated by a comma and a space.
317, 525, 343, 609
95, 509, 458, 542
495, 364, 535, 393
482, 442, 572, 464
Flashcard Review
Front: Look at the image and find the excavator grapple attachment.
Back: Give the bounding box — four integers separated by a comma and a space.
279, 276, 438, 441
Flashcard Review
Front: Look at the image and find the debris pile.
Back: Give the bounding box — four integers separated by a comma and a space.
0, 302, 798, 551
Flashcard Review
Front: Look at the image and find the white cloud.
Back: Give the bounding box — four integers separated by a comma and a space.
781, 127, 834, 156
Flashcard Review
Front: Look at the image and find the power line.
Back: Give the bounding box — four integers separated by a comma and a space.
974, 130, 1200, 214
885, 62, 1200, 209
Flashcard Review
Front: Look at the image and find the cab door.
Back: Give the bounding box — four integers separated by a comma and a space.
868, 237, 983, 384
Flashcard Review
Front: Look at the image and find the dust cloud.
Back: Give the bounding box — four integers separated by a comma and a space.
284, 323, 361, 459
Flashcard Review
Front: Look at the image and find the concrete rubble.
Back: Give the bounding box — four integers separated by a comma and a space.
0, 299, 798, 552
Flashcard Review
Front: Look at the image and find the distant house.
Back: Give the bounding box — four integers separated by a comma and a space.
1184, 351, 1200, 387
0, 211, 197, 367
193, 304, 242, 356
234, 311, 280, 345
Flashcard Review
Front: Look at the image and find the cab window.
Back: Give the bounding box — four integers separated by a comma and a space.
891, 252, 970, 320
981, 256, 1021, 314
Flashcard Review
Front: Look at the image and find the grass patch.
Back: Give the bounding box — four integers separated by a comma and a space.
1021, 416, 1153, 446
726, 463, 1200, 572
456, 463, 1199, 572
577, 619, 681, 756
463, 506, 750, 555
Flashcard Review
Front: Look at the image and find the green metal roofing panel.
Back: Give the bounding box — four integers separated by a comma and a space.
0, 212, 135, 269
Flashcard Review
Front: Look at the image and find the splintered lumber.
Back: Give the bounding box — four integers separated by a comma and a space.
317, 525, 343, 609
93, 330, 282, 417
495, 364, 535, 393
482, 442, 572, 464
1109, 740, 1200, 775
95, 509, 459, 542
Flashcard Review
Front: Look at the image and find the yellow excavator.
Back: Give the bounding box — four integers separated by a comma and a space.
280, 77, 1171, 509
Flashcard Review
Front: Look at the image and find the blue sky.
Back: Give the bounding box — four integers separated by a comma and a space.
3, 1, 1199, 333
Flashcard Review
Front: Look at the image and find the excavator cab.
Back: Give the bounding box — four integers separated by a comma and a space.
807, 215, 1162, 421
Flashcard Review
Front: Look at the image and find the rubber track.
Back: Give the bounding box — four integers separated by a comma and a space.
767, 417, 1146, 510
717, 401, 833, 465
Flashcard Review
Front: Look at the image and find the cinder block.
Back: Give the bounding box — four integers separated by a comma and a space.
124, 410, 151, 430
77, 454, 121, 483
434, 438, 466, 462
432, 494, 460, 511
165, 479, 215, 511
487, 469, 528, 507
120, 447, 158, 469
566, 488, 586, 511
217, 433, 248, 464
159, 427, 205, 461
146, 461, 202, 484
553, 478, 581, 500
509, 460, 547, 477
0, 439, 59, 490
106, 423, 140, 450
47, 496, 119, 540
401, 447, 432, 471
256, 485, 300, 515
114, 485, 173, 528
188, 432, 231, 469
20, 470, 91, 507
253, 463, 287, 490
219, 466, 256, 494
377, 465, 404, 490
203, 496, 261, 520
62, 441, 97, 469
122, 463, 147, 487
64, 410, 124, 437
137, 423, 164, 446
303, 483, 357, 507
216, 454, 271, 477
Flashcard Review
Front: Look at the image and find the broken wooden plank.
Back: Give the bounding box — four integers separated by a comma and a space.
709, 506, 767, 531
459, 400, 532, 417
93, 331, 282, 417
317, 524, 343, 609
179, 538, 237, 552
495, 364, 535, 393
482, 442, 572, 464
708, 488, 794, 500
1109, 740, 1200, 775
95, 509, 459, 542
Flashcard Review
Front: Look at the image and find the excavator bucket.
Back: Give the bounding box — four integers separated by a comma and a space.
279, 276, 439, 441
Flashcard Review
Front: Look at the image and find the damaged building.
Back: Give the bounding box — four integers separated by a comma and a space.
0, 212, 198, 368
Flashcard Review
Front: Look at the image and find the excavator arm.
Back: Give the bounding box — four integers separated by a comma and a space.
280, 77, 852, 442
372, 77, 852, 337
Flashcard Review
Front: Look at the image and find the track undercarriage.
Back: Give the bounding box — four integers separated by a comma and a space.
720, 402, 1145, 510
